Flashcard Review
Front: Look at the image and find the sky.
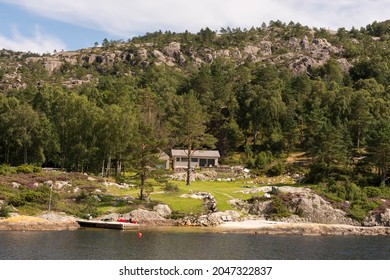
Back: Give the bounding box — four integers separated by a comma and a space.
0, 0, 389, 53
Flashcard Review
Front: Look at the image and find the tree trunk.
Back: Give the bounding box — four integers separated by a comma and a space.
140, 172, 145, 200
117, 157, 122, 178
106, 154, 112, 176
23, 145, 28, 164
186, 146, 192, 186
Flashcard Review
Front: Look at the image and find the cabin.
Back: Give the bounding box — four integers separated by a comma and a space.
157, 150, 170, 169
170, 149, 220, 170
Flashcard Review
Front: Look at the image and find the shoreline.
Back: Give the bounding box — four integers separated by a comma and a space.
214, 220, 390, 236
1, 216, 390, 235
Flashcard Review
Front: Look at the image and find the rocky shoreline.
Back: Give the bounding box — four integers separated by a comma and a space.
216, 220, 390, 236
0, 213, 79, 231
1, 212, 390, 235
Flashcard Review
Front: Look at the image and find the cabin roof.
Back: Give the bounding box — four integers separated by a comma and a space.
171, 149, 220, 158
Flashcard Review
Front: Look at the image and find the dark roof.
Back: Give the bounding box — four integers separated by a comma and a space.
171, 149, 220, 158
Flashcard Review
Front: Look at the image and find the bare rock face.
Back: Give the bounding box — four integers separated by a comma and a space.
128, 209, 174, 226
163, 42, 181, 57
364, 208, 390, 227
233, 186, 359, 226
259, 41, 273, 56
0, 213, 79, 231
163, 42, 186, 65
153, 204, 172, 217
286, 194, 359, 225
137, 48, 148, 61
177, 210, 241, 227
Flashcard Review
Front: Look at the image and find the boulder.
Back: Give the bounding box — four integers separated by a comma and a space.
163, 42, 181, 57
233, 186, 359, 226
153, 204, 172, 217
364, 208, 390, 227
128, 209, 174, 226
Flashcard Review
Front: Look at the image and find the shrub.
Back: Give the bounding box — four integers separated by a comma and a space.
8, 194, 26, 207
345, 182, 363, 201
328, 181, 346, 200
348, 204, 366, 223
0, 203, 10, 218
364, 187, 382, 198
169, 210, 185, 220
163, 182, 179, 192
7, 186, 54, 207
270, 196, 291, 219
266, 162, 285, 177
0, 165, 16, 175
16, 164, 34, 174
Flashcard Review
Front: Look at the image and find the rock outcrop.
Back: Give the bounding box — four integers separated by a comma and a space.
1, 29, 352, 90
0, 213, 79, 231
177, 210, 241, 227
232, 186, 360, 226
218, 220, 390, 235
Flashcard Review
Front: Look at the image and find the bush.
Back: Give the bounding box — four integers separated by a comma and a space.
270, 196, 291, 219
328, 181, 346, 200
364, 187, 382, 198
348, 204, 366, 223
15, 164, 38, 174
163, 182, 179, 192
266, 162, 285, 177
0, 165, 16, 175
0, 203, 10, 218
169, 210, 185, 220
7, 186, 54, 207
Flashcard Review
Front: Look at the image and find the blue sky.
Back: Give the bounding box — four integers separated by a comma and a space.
1, 0, 389, 53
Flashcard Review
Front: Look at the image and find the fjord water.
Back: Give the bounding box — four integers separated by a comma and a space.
1, 228, 389, 260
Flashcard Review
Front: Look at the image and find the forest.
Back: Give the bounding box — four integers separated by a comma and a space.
0, 20, 390, 188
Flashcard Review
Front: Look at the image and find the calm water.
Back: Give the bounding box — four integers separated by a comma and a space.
0, 228, 389, 260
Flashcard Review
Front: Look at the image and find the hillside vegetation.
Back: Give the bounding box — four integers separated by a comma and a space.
1, 20, 390, 221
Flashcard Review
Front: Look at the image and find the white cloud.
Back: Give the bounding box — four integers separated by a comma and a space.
1, 0, 390, 38
0, 26, 66, 54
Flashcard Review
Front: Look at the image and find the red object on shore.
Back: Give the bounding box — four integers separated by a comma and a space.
117, 218, 128, 223
137, 232, 142, 238
132, 220, 137, 224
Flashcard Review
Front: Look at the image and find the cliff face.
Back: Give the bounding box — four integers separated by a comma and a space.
29, 35, 347, 74
231, 186, 390, 226
0, 26, 352, 90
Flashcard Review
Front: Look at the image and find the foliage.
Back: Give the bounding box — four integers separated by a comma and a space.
0, 165, 16, 175
364, 187, 382, 198
16, 164, 41, 174
266, 162, 286, 177
163, 182, 179, 192
0, 202, 10, 218
269, 196, 291, 218
0, 20, 390, 191
7, 185, 57, 208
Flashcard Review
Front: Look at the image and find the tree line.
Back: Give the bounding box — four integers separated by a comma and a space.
1, 21, 390, 188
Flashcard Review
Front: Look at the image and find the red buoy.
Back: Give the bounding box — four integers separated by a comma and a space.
137, 232, 142, 238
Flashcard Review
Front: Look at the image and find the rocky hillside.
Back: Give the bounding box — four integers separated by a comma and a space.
3, 20, 387, 91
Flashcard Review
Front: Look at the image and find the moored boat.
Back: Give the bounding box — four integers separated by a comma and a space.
76, 220, 140, 230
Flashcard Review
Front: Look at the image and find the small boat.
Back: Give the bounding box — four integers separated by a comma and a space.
76, 219, 140, 230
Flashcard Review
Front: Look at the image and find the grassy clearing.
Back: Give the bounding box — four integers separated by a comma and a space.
149, 180, 257, 213
0, 169, 298, 217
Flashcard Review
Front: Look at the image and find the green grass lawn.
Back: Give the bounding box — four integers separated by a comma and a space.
146, 179, 259, 214
62, 175, 295, 217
